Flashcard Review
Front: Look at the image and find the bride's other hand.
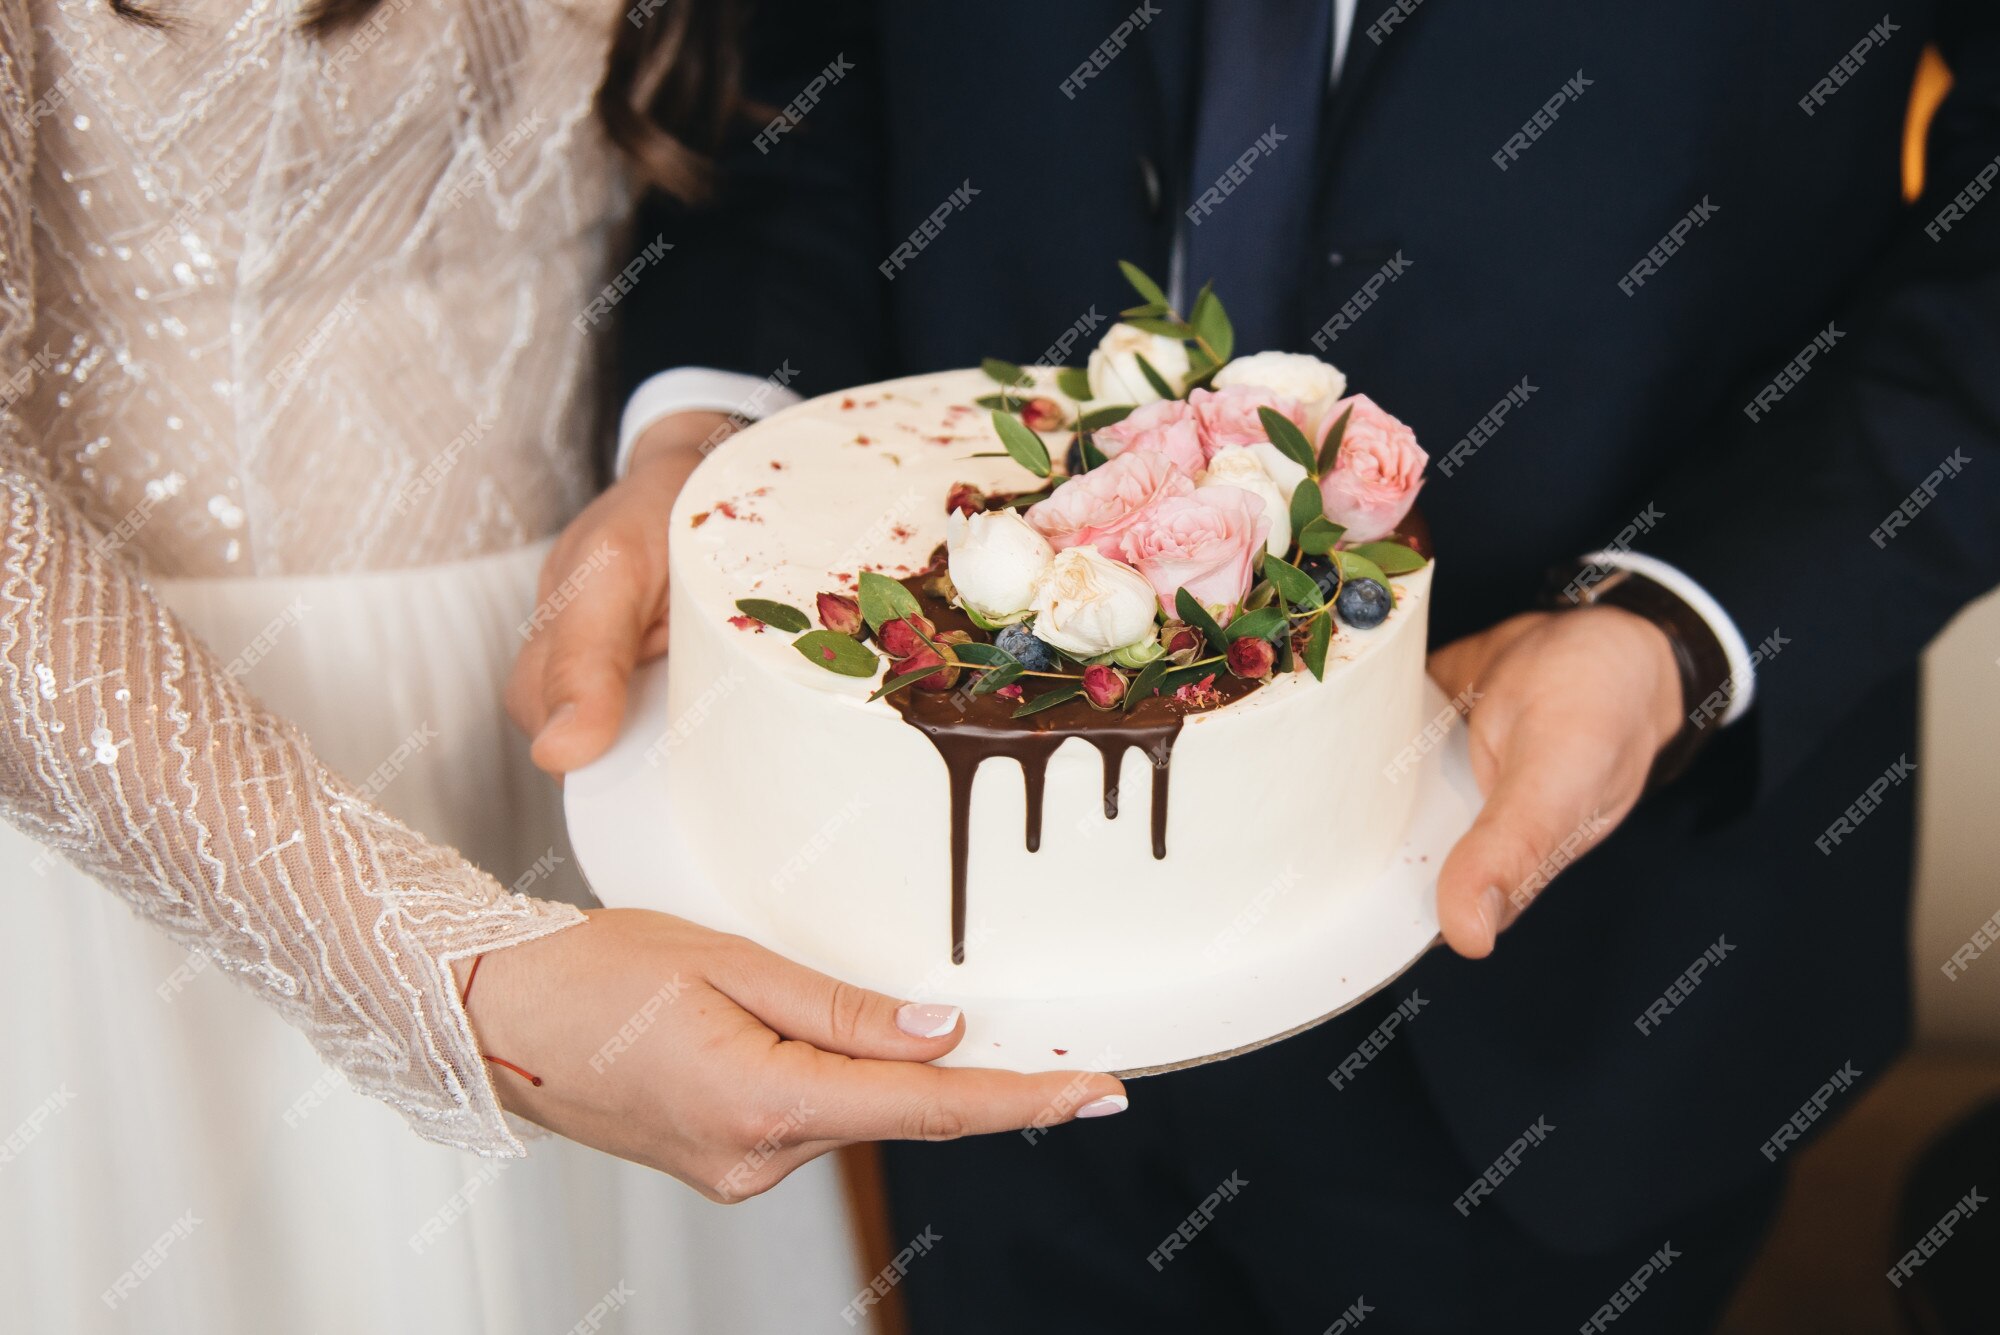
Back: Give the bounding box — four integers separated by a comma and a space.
461, 909, 1129, 1200
508, 411, 729, 774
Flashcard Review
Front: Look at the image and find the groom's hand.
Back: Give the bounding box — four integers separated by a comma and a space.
1426, 607, 1683, 958
507, 411, 732, 774
462, 909, 1129, 1200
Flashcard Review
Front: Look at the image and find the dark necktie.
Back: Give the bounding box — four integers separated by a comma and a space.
1182, 0, 1333, 351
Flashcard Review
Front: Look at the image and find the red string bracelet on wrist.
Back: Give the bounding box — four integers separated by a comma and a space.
460, 953, 543, 1087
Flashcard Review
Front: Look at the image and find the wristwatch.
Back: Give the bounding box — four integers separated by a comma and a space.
1537, 560, 1733, 790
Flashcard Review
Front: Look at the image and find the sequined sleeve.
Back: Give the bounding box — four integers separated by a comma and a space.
0, 14, 582, 1157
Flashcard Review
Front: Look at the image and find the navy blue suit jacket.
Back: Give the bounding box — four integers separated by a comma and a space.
619, 0, 2000, 1249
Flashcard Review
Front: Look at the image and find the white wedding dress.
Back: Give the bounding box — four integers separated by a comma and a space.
0, 3, 863, 1331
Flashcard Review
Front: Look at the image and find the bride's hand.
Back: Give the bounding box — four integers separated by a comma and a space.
460, 909, 1129, 1200
507, 411, 728, 774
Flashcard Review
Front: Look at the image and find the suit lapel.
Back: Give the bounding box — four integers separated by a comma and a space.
1320, 4, 1409, 159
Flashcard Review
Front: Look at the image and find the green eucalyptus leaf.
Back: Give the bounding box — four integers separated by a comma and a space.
1190, 283, 1236, 363
1297, 516, 1347, 555
950, 642, 1018, 668
857, 570, 923, 632
1078, 434, 1109, 473
1077, 405, 1135, 432
971, 662, 1025, 695
1303, 608, 1332, 680
1173, 587, 1230, 649
732, 598, 810, 633
1288, 478, 1322, 536
1259, 407, 1317, 474
981, 357, 1032, 388
1124, 656, 1170, 709
997, 489, 1056, 510
1125, 317, 1194, 340
1346, 540, 1429, 575
1055, 367, 1094, 400
990, 409, 1053, 478
1134, 354, 1177, 401
1180, 361, 1225, 395
1117, 260, 1170, 308
1012, 683, 1085, 718
869, 662, 947, 700
972, 393, 1017, 411
794, 630, 881, 678
1119, 301, 1170, 320
1224, 606, 1286, 642
1316, 404, 1354, 475
1331, 550, 1393, 596
1243, 578, 1278, 612
1262, 554, 1324, 609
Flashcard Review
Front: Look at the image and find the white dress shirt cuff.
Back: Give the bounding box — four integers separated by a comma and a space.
616, 368, 805, 478
1581, 549, 1757, 727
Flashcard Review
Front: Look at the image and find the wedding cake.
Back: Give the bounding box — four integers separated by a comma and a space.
661, 270, 1433, 1003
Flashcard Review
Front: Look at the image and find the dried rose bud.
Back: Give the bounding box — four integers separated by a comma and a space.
995, 683, 1025, 701
816, 592, 863, 636
1226, 635, 1276, 680
1082, 664, 1128, 710
877, 614, 936, 659
1020, 397, 1067, 433
896, 645, 958, 692
946, 482, 986, 517
935, 629, 975, 648
1162, 620, 1204, 661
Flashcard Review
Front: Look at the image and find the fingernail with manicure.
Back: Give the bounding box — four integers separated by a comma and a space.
1077, 1095, 1128, 1119
895, 1003, 961, 1038
1476, 886, 1506, 943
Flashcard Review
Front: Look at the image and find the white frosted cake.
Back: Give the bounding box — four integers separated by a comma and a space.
661, 296, 1433, 1003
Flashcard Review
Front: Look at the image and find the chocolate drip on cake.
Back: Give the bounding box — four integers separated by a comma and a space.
887, 572, 1218, 964
869, 501, 1433, 962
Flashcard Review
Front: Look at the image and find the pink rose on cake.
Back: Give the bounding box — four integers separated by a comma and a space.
1096, 388, 1310, 474
1025, 450, 1193, 557
1185, 385, 1309, 454
1200, 445, 1305, 557
1089, 399, 1208, 476
1115, 486, 1270, 616
1317, 394, 1426, 543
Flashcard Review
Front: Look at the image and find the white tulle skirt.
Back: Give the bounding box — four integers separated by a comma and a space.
0, 542, 866, 1334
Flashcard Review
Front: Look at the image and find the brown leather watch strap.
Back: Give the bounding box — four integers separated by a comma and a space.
1538, 562, 1734, 790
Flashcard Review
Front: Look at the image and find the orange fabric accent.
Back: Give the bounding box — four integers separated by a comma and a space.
1905, 47, 1954, 200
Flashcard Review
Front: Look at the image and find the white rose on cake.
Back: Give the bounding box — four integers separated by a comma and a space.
1027, 546, 1159, 656
1214, 351, 1348, 438
945, 508, 1054, 623
1087, 323, 1192, 406
1199, 445, 1307, 557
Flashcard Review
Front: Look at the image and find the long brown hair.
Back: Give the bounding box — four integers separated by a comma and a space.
111, 0, 747, 204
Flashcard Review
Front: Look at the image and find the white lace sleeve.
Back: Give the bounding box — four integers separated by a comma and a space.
0, 10, 582, 1157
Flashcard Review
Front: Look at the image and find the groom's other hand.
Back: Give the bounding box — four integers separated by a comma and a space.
1427, 608, 1683, 959
508, 411, 731, 773
463, 909, 1129, 1200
